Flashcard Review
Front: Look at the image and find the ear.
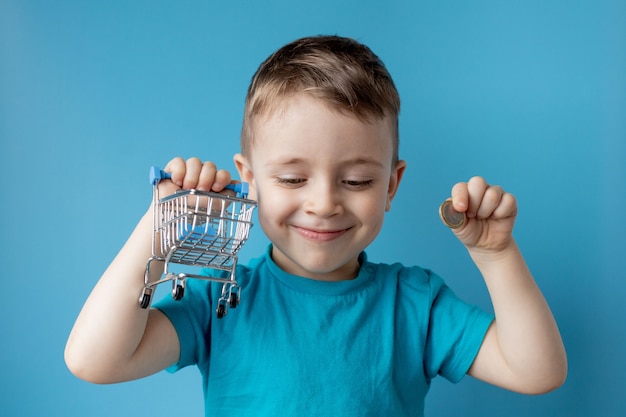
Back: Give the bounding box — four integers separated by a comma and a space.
386, 160, 406, 211
233, 153, 257, 201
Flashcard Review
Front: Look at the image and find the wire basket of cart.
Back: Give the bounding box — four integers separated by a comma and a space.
140, 167, 256, 318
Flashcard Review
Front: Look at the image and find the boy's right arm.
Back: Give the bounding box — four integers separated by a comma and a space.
64, 157, 233, 384
65, 210, 180, 383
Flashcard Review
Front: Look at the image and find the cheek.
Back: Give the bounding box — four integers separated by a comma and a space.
255, 187, 294, 224
361, 188, 389, 213
351, 194, 388, 225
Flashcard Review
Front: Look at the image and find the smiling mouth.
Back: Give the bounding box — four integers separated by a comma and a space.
292, 226, 351, 242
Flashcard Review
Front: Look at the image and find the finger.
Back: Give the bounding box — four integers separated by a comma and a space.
211, 169, 233, 192
182, 157, 204, 189
466, 176, 488, 218
164, 157, 185, 187
492, 192, 518, 219
476, 185, 504, 219
450, 182, 469, 212
196, 161, 218, 191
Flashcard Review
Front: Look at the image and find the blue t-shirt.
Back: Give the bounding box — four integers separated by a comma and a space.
154, 246, 493, 417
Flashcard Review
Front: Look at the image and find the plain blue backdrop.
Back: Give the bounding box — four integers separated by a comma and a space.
1, 1, 624, 416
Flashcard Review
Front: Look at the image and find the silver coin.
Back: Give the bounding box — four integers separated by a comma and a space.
439, 199, 466, 229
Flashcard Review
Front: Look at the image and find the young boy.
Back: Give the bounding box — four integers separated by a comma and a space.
65, 35, 566, 416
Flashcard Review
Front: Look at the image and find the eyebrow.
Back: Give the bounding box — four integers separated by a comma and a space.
265, 157, 305, 167
265, 157, 386, 169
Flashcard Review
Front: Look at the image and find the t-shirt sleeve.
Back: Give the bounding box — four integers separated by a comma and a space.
423, 277, 494, 383
152, 277, 214, 373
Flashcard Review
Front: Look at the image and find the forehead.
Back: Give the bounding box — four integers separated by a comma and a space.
248, 94, 396, 162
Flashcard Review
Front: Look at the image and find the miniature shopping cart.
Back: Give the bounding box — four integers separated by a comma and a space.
139, 167, 256, 318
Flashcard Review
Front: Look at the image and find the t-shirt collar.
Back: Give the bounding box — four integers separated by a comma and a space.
262, 244, 375, 296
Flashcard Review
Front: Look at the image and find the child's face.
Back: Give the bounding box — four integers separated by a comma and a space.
235, 94, 405, 281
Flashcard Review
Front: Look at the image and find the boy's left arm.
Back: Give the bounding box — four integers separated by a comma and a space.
448, 177, 567, 394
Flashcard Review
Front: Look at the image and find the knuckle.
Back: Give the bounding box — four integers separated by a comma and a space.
468, 176, 487, 194
215, 169, 230, 180
202, 161, 218, 171
484, 187, 502, 204
165, 156, 183, 170
503, 192, 516, 204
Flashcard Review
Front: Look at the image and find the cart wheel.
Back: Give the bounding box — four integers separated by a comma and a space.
229, 292, 238, 308
139, 293, 151, 309
172, 283, 185, 300
216, 304, 226, 319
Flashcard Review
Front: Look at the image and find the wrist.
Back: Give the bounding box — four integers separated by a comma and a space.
467, 239, 520, 268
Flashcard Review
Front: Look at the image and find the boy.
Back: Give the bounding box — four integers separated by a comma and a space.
65, 35, 566, 416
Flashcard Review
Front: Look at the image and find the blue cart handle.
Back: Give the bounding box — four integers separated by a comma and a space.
149, 166, 249, 198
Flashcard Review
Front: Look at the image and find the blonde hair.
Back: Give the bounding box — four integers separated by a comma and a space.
240, 35, 401, 164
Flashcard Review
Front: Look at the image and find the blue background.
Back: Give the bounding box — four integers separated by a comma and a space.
1, 1, 624, 416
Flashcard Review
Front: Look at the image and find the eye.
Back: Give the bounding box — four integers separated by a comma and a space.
275, 177, 306, 187
342, 179, 374, 190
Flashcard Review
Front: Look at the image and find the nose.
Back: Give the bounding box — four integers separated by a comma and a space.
303, 180, 343, 218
